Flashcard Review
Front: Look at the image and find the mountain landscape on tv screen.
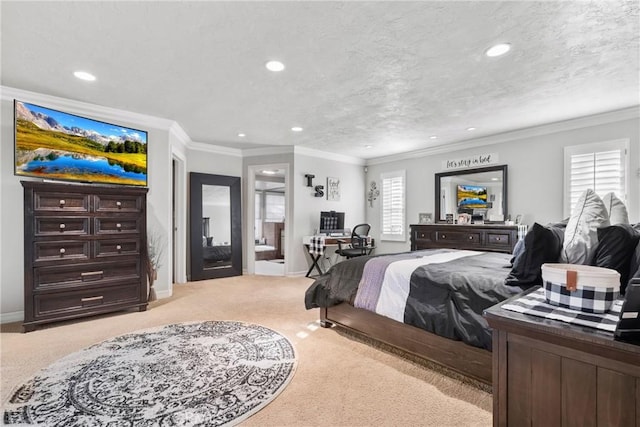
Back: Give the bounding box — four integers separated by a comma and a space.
14, 101, 147, 186
457, 185, 488, 209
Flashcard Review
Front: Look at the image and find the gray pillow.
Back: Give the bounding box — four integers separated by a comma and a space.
561, 189, 610, 264
602, 192, 629, 225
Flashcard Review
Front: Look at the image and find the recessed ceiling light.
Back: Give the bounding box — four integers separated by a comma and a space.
365, 145, 373, 149
429, 135, 438, 140
265, 60, 285, 72
485, 43, 511, 57
238, 133, 246, 137
261, 170, 277, 175
73, 71, 96, 81
466, 127, 476, 131
291, 126, 303, 132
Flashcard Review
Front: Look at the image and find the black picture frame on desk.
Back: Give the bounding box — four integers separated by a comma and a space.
615, 279, 640, 344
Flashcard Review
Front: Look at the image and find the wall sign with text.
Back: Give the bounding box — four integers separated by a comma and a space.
442, 153, 499, 170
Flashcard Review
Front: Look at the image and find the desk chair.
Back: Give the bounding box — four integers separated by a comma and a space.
335, 224, 375, 259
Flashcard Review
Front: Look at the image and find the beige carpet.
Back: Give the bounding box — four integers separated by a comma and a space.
1, 275, 492, 426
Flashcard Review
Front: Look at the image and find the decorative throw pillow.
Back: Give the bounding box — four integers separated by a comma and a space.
561, 189, 610, 264
626, 224, 640, 293
590, 224, 640, 294
505, 223, 564, 288
602, 192, 629, 225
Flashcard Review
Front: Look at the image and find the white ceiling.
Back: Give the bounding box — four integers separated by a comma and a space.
2, 1, 638, 160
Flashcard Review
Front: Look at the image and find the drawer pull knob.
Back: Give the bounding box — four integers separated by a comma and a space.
116, 245, 122, 251
116, 223, 122, 228
59, 223, 66, 230
469, 236, 473, 240
59, 199, 66, 206
116, 201, 122, 208
442, 234, 446, 239
81, 296, 104, 303
59, 248, 66, 254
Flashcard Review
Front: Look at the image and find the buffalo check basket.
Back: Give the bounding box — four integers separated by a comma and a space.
541, 263, 620, 314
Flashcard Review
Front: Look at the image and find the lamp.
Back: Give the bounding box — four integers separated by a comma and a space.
367, 181, 380, 207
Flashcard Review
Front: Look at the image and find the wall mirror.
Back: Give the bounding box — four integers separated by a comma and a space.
190, 172, 242, 280
435, 165, 508, 223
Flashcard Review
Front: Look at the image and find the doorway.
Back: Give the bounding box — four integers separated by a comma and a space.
247, 164, 289, 276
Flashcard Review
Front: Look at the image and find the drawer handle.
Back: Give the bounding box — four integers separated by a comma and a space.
116, 201, 122, 208
81, 296, 104, 303
59, 248, 66, 254
116, 223, 122, 229
81, 271, 104, 281
59, 223, 66, 230
59, 199, 66, 206
116, 245, 122, 251
469, 236, 473, 240
441, 234, 446, 239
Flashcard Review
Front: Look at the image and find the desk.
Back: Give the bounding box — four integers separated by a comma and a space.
302, 236, 351, 277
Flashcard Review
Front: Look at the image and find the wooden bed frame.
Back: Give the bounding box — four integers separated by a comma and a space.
314, 223, 523, 386
320, 303, 493, 386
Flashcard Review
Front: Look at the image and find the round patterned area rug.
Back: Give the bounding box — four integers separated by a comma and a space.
4, 321, 297, 426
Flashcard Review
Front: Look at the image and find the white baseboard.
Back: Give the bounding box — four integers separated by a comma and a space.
1, 311, 24, 324
155, 289, 173, 299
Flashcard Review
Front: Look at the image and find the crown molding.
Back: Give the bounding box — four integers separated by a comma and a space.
294, 145, 366, 165
187, 140, 243, 157
1, 86, 175, 130
242, 145, 295, 158
366, 106, 640, 166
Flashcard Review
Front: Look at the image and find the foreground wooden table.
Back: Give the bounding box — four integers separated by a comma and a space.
485, 288, 640, 427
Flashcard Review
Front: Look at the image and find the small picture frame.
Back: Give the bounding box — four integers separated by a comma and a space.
327, 177, 341, 201
418, 212, 432, 224
457, 213, 471, 225
445, 213, 454, 224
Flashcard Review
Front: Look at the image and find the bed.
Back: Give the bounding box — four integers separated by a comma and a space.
203, 244, 232, 268
305, 248, 525, 384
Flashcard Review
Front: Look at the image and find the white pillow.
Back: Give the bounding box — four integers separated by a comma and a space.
561, 189, 610, 264
602, 192, 629, 225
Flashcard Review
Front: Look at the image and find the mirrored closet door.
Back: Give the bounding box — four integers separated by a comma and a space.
189, 172, 242, 280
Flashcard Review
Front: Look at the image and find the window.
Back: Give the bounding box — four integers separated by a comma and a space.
564, 139, 628, 216
265, 192, 285, 222
380, 170, 406, 241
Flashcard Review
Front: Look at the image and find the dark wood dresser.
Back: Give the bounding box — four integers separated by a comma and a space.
485, 290, 640, 427
22, 181, 149, 332
410, 223, 520, 253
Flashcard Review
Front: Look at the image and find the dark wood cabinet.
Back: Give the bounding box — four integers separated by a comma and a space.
485, 292, 640, 427
22, 181, 149, 332
410, 223, 519, 253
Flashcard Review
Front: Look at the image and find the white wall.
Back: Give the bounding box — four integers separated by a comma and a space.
292, 152, 366, 274
366, 113, 640, 255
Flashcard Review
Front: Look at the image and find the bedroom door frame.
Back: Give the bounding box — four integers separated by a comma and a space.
246, 163, 290, 275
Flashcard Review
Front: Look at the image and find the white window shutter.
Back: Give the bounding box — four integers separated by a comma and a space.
564, 140, 628, 216
380, 170, 406, 241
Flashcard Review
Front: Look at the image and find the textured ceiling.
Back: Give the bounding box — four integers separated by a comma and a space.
2, 1, 638, 160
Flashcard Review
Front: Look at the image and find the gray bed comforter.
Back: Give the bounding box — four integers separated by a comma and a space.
305, 249, 524, 350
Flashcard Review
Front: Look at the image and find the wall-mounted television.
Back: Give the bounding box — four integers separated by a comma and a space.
14, 100, 148, 187
457, 184, 488, 209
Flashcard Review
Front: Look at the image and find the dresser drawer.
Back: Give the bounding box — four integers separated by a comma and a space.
34, 259, 141, 290
95, 239, 141, 257
486, 232, 513, 249
35, 217, 90, 236
94, 217, 141, 234
435, 230, 481, 245
33, 191, 89, 213
95, 195, 144, 213
34, 284, 141, 317
34, 241, 90, 263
